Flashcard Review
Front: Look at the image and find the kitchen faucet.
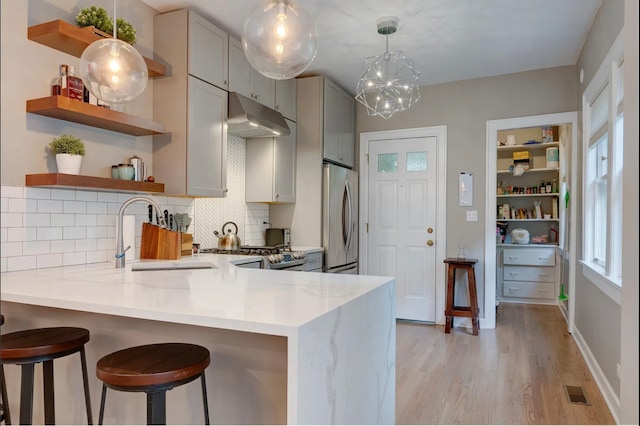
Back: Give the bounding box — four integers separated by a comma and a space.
115, 196, 166, 268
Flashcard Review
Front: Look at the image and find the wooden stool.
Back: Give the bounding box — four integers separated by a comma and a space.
0, 327, 93, 425
96, 343, 210, 425
444, 258, 479, 335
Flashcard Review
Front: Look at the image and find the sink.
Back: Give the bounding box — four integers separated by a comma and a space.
132, 261, 217, 271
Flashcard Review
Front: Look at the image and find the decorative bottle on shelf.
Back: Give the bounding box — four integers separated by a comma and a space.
552, 179, 558, 193
546, 180, 552, 194
67, 66, 84, 101
51, 66, 61, 96
539, 180, 546, 194
59, 64, 69, 97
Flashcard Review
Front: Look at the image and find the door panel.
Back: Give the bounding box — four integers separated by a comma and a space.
368, 137, 437, 321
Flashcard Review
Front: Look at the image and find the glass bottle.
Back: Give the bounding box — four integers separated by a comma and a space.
67, 65, 84, 101
51, 74, 61, 96
539, 180, 546, 194
59, 64, 69, 97
552, 178, 558, 193
546, 180, 552, 193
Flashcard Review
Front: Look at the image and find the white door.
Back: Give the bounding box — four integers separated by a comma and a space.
367, 137, 438, 321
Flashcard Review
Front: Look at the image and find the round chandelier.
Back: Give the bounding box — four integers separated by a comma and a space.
355, 17, 420, 119
79, 0, 148, 104
242, 0, 319, 80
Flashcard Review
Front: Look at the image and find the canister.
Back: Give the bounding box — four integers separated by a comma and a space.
546, 147, 559, 169
129, 154, 145, 181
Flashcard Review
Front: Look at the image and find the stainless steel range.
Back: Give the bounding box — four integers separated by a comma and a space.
199, 245, 307, 270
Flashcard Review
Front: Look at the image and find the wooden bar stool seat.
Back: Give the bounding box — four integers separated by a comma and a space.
443, 258, 479, 335
0, 326, 93, 425
96, 343, 210, 425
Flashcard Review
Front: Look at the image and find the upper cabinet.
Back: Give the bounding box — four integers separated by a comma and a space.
275, 78, 297, 122
297, 76, 355, 168
246, 119, 297, 203
324, 79, 355, 167
229, 37, 276, 109
187, 11, 229, 90
153, 9, 228, 197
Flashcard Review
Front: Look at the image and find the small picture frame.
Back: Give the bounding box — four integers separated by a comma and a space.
542, 126, 557, 143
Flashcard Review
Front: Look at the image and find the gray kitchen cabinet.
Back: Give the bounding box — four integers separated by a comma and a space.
275, 78, 297, 122
246, 119, 296, 203
186, 10, 229, 90
153, 10, 228, 197
229, 37, 275, 109
498, 247, 559, 302
323, 77, 355, 168
156, 9, 228, 90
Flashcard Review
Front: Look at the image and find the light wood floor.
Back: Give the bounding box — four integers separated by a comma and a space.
396, 303, 615, 424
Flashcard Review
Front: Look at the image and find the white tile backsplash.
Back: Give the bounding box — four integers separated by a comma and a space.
7, 255, 37, 272
1, 136, 273, 271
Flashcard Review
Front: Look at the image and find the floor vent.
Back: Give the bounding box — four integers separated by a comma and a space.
564, 385, 591, 405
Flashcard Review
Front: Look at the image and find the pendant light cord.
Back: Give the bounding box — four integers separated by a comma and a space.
113, 0, 117, 39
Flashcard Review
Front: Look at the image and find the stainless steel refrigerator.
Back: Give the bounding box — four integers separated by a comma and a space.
322, 163, 358, 274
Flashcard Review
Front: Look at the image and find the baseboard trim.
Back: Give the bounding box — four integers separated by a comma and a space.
572, 326, 620, 424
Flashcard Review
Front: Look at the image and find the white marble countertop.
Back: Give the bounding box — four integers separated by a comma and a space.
0, 254, 392, 337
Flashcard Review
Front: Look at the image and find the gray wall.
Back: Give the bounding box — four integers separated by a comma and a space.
573, 0, 624, 403
356, 65, 578, 313
0, 0, 157, 186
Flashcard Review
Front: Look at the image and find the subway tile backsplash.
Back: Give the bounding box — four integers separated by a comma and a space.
1, 136, 270, 272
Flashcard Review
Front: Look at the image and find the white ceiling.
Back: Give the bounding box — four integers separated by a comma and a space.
140, 0, 602, 95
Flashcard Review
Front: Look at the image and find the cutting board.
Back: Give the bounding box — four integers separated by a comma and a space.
140, 223, 181, 260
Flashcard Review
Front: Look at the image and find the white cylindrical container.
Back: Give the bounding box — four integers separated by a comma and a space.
546, 147, 559, 169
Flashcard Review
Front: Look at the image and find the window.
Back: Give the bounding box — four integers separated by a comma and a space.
581, 31, 624, 301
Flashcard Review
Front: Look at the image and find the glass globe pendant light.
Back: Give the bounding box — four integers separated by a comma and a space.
242, 0, 318, 80
79, 0, 148, 104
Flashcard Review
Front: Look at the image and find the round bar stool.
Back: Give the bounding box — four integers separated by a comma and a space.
96, 343, 210, 425
0, 327, 93, 425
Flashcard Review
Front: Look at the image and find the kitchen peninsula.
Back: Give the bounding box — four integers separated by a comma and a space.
0, 254, 395, 424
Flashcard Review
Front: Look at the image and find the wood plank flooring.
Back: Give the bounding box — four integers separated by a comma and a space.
396, 303, 615, 424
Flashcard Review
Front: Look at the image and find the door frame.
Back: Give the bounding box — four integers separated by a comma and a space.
485, 112, 578, 331
360, 126, 448, 323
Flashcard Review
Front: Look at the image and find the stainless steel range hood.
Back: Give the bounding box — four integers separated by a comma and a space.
227, 92, 290, 138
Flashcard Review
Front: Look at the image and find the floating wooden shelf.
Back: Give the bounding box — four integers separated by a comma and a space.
28, 20, 166, 78
26, 173, 165, 193
27, 96, 165, 136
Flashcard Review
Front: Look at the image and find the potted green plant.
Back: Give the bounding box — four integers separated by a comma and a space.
49, 134, 85, 175
75, 6, 137, 44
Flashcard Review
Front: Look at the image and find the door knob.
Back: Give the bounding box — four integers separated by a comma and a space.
427, 227, 433, 233
427, 240, 434, 246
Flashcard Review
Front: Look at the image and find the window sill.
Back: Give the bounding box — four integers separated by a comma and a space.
579, 260, 622, 306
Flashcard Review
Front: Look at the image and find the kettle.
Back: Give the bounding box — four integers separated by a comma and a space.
214, 221, 241, 250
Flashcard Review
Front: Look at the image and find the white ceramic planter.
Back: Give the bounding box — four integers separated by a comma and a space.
55, 153, 83, 175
